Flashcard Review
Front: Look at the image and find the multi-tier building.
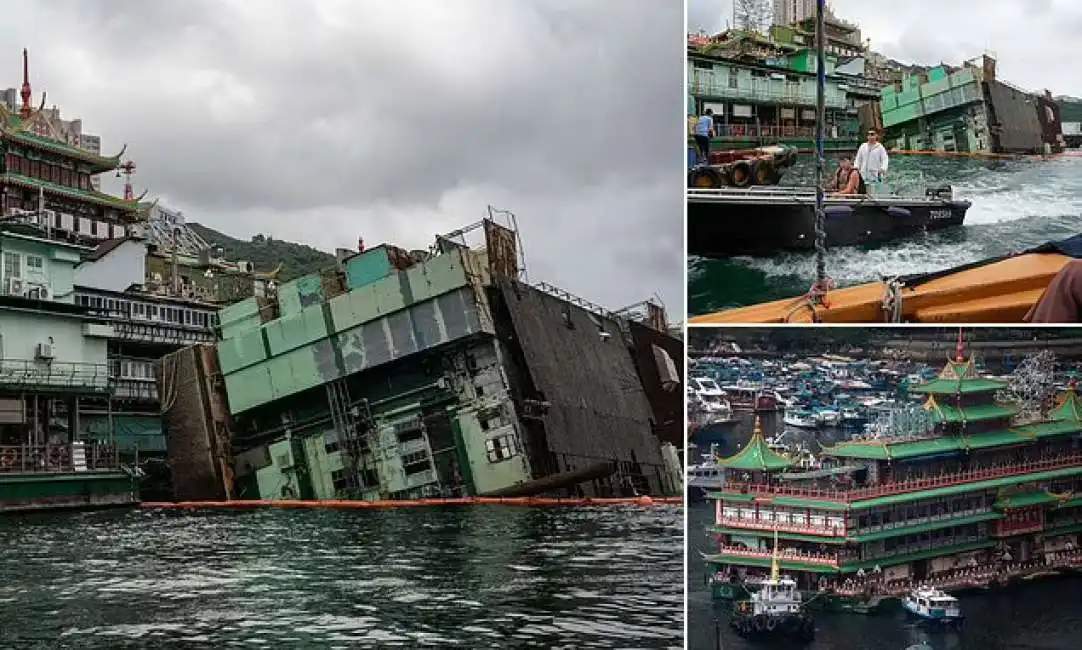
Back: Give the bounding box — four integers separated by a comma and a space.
161, 218, 684, 502
705, 340, 1082, 608
0, 48, 261, 509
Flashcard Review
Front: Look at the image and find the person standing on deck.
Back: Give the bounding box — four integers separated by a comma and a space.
694, 109, 714, 165
854, 129, 889, 185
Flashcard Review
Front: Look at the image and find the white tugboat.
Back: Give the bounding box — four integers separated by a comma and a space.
902, 586, 965, 627
729, 531, 816, 643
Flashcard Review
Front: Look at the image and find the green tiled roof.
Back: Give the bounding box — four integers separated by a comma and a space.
927, 401, 1019, 425
846, 511, 1003, 543
0, 172, 140, 212
1, 126, 121, 173
1051, 388, 1082, 422
1046, 522, 1082, 536
850, 465, 1082, 510
993, 490, 1064, 510
769, 496, 850, 510
821, 435, 962, 461
1056, 495, 1082, 509
719, 418, 794, 471
839, 540, 996, 572
909, 377, 1008, 395
703, 554, 840, 574
707, 491, 756, 502
709, 526, 849, 544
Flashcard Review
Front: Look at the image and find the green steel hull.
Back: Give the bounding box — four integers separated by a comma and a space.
0, 471, 137, 513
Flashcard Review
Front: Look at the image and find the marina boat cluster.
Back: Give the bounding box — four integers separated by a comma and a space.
696, 336, 1082, 634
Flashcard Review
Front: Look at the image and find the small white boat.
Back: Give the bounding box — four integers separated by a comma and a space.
783, 410, 818, 428
902, 586, 964, 625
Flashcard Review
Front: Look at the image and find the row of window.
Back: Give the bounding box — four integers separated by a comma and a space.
2, 251, 44, 280
4, 154, 94, 191
74, 293, 219, 329
486, 434, 517, 463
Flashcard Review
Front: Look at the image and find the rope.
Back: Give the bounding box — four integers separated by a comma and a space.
881, 277, 904, 323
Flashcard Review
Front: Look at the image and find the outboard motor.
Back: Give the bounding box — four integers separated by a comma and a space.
925, 185, 954, 201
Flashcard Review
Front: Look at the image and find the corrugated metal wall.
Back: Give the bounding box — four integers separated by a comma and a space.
493, 282, 667, 493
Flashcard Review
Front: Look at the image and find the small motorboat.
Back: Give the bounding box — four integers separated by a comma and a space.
902, 586, 964, 627
729, 533, 816, 643
687, 184, 970, 258
783, 409, 819, 429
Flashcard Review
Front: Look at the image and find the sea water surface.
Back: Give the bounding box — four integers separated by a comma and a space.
687, 501, 1082, 650
0, 505, 683, 648
688, 154, 1082, 316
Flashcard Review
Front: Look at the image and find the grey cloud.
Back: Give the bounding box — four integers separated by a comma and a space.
6, 0, 683, 312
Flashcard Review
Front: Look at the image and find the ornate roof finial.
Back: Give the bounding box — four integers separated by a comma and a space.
955, 327, 965, 362
753, 415, 763, 436
1070, 376, 1078, 392
19, 47, 32, 119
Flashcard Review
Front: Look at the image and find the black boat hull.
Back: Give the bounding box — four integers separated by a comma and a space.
730, 612, 815, 642
688, 195, 970, 258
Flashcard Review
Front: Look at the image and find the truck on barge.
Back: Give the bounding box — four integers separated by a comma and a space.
703, 339, 1082, 611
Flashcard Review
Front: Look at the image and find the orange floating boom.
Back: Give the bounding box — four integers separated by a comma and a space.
140, 495, 683, 510
691, 251, 1072, 324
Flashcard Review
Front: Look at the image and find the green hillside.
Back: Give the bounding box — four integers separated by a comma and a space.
188, 222, 336, 282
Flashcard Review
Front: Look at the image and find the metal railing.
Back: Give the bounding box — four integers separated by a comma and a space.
713, 517, 845, 538
724, 454, 1082, 502
713, 544, 841, 567
0, 443, 121, 473
705, 124, 861, 139
0, 360, 111, 391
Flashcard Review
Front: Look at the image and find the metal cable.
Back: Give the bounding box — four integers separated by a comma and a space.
813, 0, 828, 290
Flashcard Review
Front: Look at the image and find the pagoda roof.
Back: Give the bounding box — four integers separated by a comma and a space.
1051, 384, 1082, 422
923, 396, 1020, 424
908, 376, 1008, 395
0, 172, 141, 214
718, 417, 794, 471
993, 490, 1066, 510
0, 110, 123, 174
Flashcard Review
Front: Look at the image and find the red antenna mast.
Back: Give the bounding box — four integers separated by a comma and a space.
19, 48, 32, 119
117, 161, 137, 201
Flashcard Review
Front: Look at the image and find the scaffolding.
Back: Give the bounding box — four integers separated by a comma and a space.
325, 377, 375, 498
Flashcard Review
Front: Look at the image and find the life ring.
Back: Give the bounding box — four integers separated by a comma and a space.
765, 616, 778, 632
729, 160, 752, 187
754, 159, 779, 185
786, 148, 798, 167
752, 615, 765, 632
0, 449, 13, 469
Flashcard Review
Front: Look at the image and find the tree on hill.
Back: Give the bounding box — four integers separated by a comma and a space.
188, 222, 336, 282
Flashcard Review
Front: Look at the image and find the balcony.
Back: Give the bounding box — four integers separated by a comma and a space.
689, 76, 848, 109
723, 454, 1082, 503
109, 358, 159, 402
0, 359, 111, 393
714, 516, 846, 538
713, 544, 840, 568
0, 442, 121, 474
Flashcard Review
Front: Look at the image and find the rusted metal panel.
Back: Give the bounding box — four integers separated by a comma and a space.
483, 219, 519, 282
628, 321, 684, 447
492, 281, 668, 495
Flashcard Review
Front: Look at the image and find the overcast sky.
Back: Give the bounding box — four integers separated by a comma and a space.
4, 0, 683, 314
688, 0, 1082, 97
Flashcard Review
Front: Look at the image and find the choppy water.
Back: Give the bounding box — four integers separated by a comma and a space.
687, 501, 1082, 650
0, 505, 683, 649
688, 154, 1082, 316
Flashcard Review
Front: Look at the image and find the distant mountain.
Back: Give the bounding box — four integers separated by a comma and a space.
187, 222, 336, 282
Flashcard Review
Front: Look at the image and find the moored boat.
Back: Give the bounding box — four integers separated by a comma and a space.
729, 532, 816, 643
783, 409, 819, 429
901, 586, 964, 627
687, 185, 971, 258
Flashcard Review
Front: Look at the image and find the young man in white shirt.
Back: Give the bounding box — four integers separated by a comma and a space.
854, 129, 889, 185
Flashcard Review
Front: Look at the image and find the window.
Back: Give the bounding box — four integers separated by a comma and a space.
3, 252, 20, 279
26, 255, 43, 272
485, 434, 518, 463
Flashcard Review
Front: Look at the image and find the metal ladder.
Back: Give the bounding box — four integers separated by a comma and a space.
326, 378, 362, 497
